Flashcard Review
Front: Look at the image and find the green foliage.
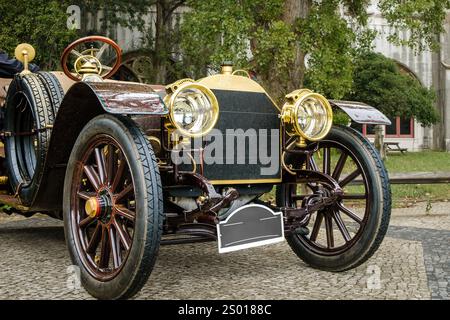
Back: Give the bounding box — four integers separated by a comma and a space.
180, 0, 450, 101
333, 111, 351, 126
379, 0, 450, 52
300, 1, 356, 99
180, 0, 376, 99
181, 0, 255, 77
346, 52, 439, 126
76, 0, 155, 31
0, 0, 77, 70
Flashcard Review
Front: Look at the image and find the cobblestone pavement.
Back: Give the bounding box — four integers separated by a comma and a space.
0, 202, 448, 300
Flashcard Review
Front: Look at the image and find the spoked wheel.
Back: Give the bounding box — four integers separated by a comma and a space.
277, 125, 391, 271
64, 115, 163, 299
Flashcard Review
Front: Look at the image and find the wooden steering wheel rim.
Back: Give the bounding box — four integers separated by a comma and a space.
61, 36, 122, 82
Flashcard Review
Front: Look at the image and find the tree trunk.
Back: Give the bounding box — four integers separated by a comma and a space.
257, 0, 312, 99
154, 1, 168, 83
282, 0, 311, 92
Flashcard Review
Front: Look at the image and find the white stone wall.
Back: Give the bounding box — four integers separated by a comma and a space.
366, 1, 450, 151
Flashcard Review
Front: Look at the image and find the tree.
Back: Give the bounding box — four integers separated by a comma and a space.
76, 0, 186, 83
0, 0, 77, 70
180, 0, 450, 101
347, 52, 439, 157
347, 52, 438, 127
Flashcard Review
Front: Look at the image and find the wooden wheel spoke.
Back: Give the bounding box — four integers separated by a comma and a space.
337, 203, 363, 225
114, 205, 136, 223
115, 184, 133, 202
94, 147, 107, 184
309, 155, 319, 171
79, 216, 96, 229
324, 214, 334, 248
111, 154, 125, 192
83, 165, 101, 191
309, 212, 324, 242
339, 168, 361, 187
332, 152, 348, 180
86, 223, 102, 254
106, 145, 115, 186
99, 226, 111, 268
109, 227, 120, 269
112, 219, 131, 251
332, 210, 351, 242
78, 191, 95, 200
323, 147, 331, 175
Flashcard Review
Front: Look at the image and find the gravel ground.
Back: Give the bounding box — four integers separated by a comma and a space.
0, 202, 448, 300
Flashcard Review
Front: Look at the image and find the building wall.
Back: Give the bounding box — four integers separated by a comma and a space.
367, 1, 450, 151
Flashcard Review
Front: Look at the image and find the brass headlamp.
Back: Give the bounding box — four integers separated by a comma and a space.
164, 79, 219, 138
281, 89, 333, 146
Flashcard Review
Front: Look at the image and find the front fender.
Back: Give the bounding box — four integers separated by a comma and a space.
329, 100, 391, 125
83, 81, 168, 115
29, 81, 167, 212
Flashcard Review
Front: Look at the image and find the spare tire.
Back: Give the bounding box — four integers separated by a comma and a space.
4, 73, 55, 205
36, 72, 65, 114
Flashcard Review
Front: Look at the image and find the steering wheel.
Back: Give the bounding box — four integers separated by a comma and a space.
61, 36, 122, 81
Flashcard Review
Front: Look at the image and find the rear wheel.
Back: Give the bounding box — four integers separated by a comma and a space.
277, 125, 391, 271
63, 114, 163, 299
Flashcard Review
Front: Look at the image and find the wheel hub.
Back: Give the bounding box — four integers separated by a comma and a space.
85, 190, 113, 223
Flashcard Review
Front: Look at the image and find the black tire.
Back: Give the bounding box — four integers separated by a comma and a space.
4, 74, 55, 205
63, 114, 163, 300
277, 125, 391, 271
36, 72, 65, 114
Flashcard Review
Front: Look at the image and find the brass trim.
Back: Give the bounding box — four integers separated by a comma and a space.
281, 90, 333, 142
15, 43, 35, 75
75, 56, 102, 76
221, 65, 233, 75
197, 74, 281, 111
147, 136, 162, 154
232, 69, 251, 78
164, 81, 220, 138
85, 197, 99, 218
0, 176, 8, 185
165, 78, 195, 94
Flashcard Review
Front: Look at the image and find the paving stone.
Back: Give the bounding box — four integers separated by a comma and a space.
0, 201, 448, 300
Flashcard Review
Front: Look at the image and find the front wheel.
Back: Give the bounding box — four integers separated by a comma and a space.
277, 125, 391, 271
63, 115, 163, 299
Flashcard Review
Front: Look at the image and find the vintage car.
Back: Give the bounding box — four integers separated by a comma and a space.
0, 36, 391, 299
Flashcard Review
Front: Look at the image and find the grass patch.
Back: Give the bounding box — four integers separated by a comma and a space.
262, 151, 450, 207
383, 151, 450, 173
383, 151, 450, 206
